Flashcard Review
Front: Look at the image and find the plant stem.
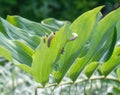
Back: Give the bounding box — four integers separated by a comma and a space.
35, 88, 37, 95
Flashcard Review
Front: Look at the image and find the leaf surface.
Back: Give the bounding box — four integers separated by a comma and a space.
68, 7, 120, 81
0, 46, 13, 62
84, 62, 99, 78
7, 15, 51, 36
41, 18, 68, 32
53, 6, 103, 83
31, 22, 71, 86
101, 46, 120, 76
0, 33, 33, 66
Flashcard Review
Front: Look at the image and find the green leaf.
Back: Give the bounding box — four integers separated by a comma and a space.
0, 17, 41, 49
116, 19, 120, 41
117, 68, 120, 80
14, 40, 34, 56
0, 46, 13, 62
53, 6, 103, 83
7, 15, 52, 36
101, 46, 120, 76
84, 62, 99, 78
31, 22, 71, 86
17, 64, 32, 75
68, 7, 120, 81
101, 28, 117, 61
41, 18, 68, 32
0, 33, 33, 66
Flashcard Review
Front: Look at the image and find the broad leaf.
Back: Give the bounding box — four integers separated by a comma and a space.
68, 7, 120, 81
17, 64, 32, 75
31, 22, 71, 86
41, 18, 68, 32
0, 33, 33, 66
84, 62, 99, 78
53, 6, 103, 83
101, 46, 120, 76
0, 17, 41, 49
7, 15, 52, 36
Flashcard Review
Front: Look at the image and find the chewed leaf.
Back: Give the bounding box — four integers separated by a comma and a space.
31, 22, 71, 86
53, 6, 103, 83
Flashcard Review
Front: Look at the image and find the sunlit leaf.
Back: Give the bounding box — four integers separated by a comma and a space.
84, 62, 99, 78
0, 46, 13, 62
31, 22, 71, 86
41, 18, 69, 32
0, 33, 33, 66
0, 5, 120, 89
117, 68, 120, 80
17, 64, 32, 75
7, 15, 52, 36
68, 7, 120, 81
0, 17, 41, 49
53, 6, 103, 83
101, 46, 120, 76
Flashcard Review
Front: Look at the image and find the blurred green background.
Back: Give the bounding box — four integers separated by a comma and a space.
0, 0, 120, 22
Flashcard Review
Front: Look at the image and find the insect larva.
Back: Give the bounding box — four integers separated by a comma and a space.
43, 34, 48, 43
69, 33, 78, 41
47, 32, 55, 47
61, 47, 64, 54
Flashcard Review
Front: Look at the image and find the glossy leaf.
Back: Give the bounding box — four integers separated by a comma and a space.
0, 6, 120, 88
68, 7, 120, 81
0, 17, 41, 49
100, 46, 120, 76
17, 64, 32, 75
0, 33, 33, 66
53, 6, 103, 83
7, 15, 52, 36
41, 18, 68, 32
31, 22, 71, 86
84, 62, 99, 78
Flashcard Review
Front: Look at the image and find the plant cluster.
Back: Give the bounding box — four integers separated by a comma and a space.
0, 6, 120, 94
0, 0, 120, 21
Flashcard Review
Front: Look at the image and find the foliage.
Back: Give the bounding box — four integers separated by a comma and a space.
0, 6, 120, 94
0, 0, 120, 21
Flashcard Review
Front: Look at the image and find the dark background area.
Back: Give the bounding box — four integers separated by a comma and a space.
0, 0, 120, 22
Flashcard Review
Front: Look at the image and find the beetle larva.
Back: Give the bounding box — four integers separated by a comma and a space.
69, 33, 78, 41
47, 32, 55, 47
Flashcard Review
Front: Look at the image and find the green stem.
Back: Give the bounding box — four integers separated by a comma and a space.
60, 85, 62, 95
35, 88, 37, 95
35, 76, 120, 92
